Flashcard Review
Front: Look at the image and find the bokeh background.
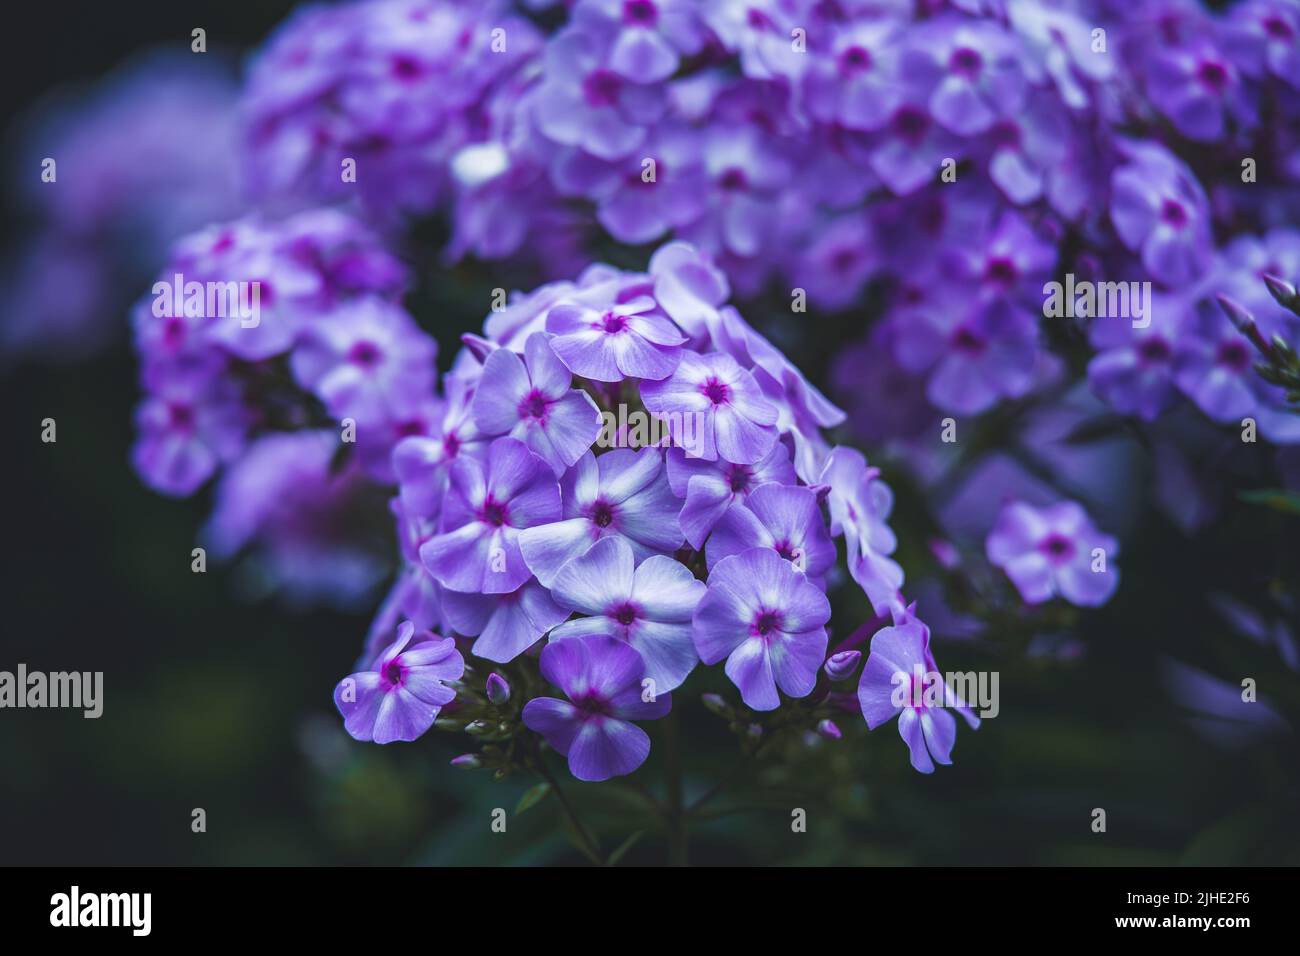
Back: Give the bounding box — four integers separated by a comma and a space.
2, 1, 1298, 866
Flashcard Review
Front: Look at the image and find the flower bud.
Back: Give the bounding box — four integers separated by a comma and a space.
1263, 273, 1300, 311
701, 693, 731, 716
464, 719, 492, 736
823, 650, 861, 682
816, 719, 842, 740
450, 753, 482, 769
486, 672, 511, 706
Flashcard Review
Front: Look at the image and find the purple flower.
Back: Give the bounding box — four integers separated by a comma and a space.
857, 608, 978, 774
132, 366, 248, 497
471, 333, 603, 475
986, 500, 1120, 607
1088, 292, 1186, 421
545, 294, 686, 381
419, 436, 561, 594
1110, 143, 1213, 287
641, 351, 779, 462
292, 296, 437, 421
334, 621, 464, 744
1144, 33, 1254, 142
550, 536, 704, 691
571, 0, 707, 82
392, 373, 487, 519
532, 24, 667, 160
518, 447, 683, 586
1224, 0, 1300, 88
891, 294, 1039, 416
666, 441, 797, 549
649, 241, 730, 340
819, 447, 905, 614
522, 634, 671, 781
802, 19, 905, 131
705, 483, 836, 578
442, 578, 568, 663
693, 548, 831, 711
204, 430, 386, 608
907, 19, 1028, 137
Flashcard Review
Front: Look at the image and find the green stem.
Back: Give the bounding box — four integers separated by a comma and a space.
535, 754, 604, 865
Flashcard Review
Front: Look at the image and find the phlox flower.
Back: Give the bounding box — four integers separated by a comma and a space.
641, 351, 779, 462
545, 294, 686, 381
986, 500, 1120, 607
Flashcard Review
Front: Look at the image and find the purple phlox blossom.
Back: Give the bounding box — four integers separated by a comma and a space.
1224, 0, 1300, 88
979, 90, 1072, 207
334, 621, 465, 744
641, 350, 779, 462
868, 95, 966, 196
891, 288, 1040, 416
522, 634, 671, 781
471, 332, 603, 475
1143, 31, 1255, 142
571, 0, 709, 83
819, 447, 905, 614
442, 578, 569, 663
986, 499, 1120, 607
649, 241, 731, 341
802, 18, 905, 131
948, 208, 1057, 308
705, 482, 836, 579
518, 447, 683, 586
905, 18, 1029, 137
1007, 0, 1115, 109
291, 296, 438, 422
1110, 142, 1214, 287
791, 214, 877, 312
549, 535, 705, 691
204, 430, 387, 608
682, 125, 793, 260
1173, 297, 1300, 443
666, 441, 797, 549
857, 606, 979, 774
1087, 289, 1187, 421
392, 373, 487, 518
132, 365, 248, 497
545, 293, 686, 381
693, 547, 831, 711
1214, 229, 1300, 341
532, 23, 668, 160
419, 436, 562, 594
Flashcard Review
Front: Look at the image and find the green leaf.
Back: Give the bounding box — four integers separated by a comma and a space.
1238, 488, 1300, 517
515, 782, 552, 815
604, 829, 645, 866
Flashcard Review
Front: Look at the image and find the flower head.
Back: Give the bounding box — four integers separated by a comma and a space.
986, 500, 1120, 607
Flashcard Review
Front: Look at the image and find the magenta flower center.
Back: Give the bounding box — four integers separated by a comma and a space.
1215, 339, 1251, 371
1137, 337, 1172, 364
700, 376, 732, 405
612, 602, 638, 626
162, 317, 186, 349
520, 389, 550, 420
727, 465, 753, 493
443, 431, 461, 458
348, 341, 383, 367
752, 609, 784, 637
984, 256, 1019, 288
1196, 60, 1229, 93
391, 55, 423, 81
589, 500, 616, 528
623, 0, 658, 26
1264, 16, 1293, 39
718, 167, 749, 191
600, 311, 628, 333
949, 46, 983, 80
1160, 198, 1189, 228
1039, 533, 1075, 563
167, 402, 195, 431
574, 691, 613, 717
480, 496, 509, 527
582, 69, 622, 108
989, 120, 1021, 149
839, 45, 872, 74
383, 660, 405, 686
891, 106, 929, 144
951, 325, 987, 356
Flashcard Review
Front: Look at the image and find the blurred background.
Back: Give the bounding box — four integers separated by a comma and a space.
2, 1, 1298, 866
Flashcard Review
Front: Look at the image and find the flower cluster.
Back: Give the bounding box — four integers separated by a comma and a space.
352, 242, 954, 780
